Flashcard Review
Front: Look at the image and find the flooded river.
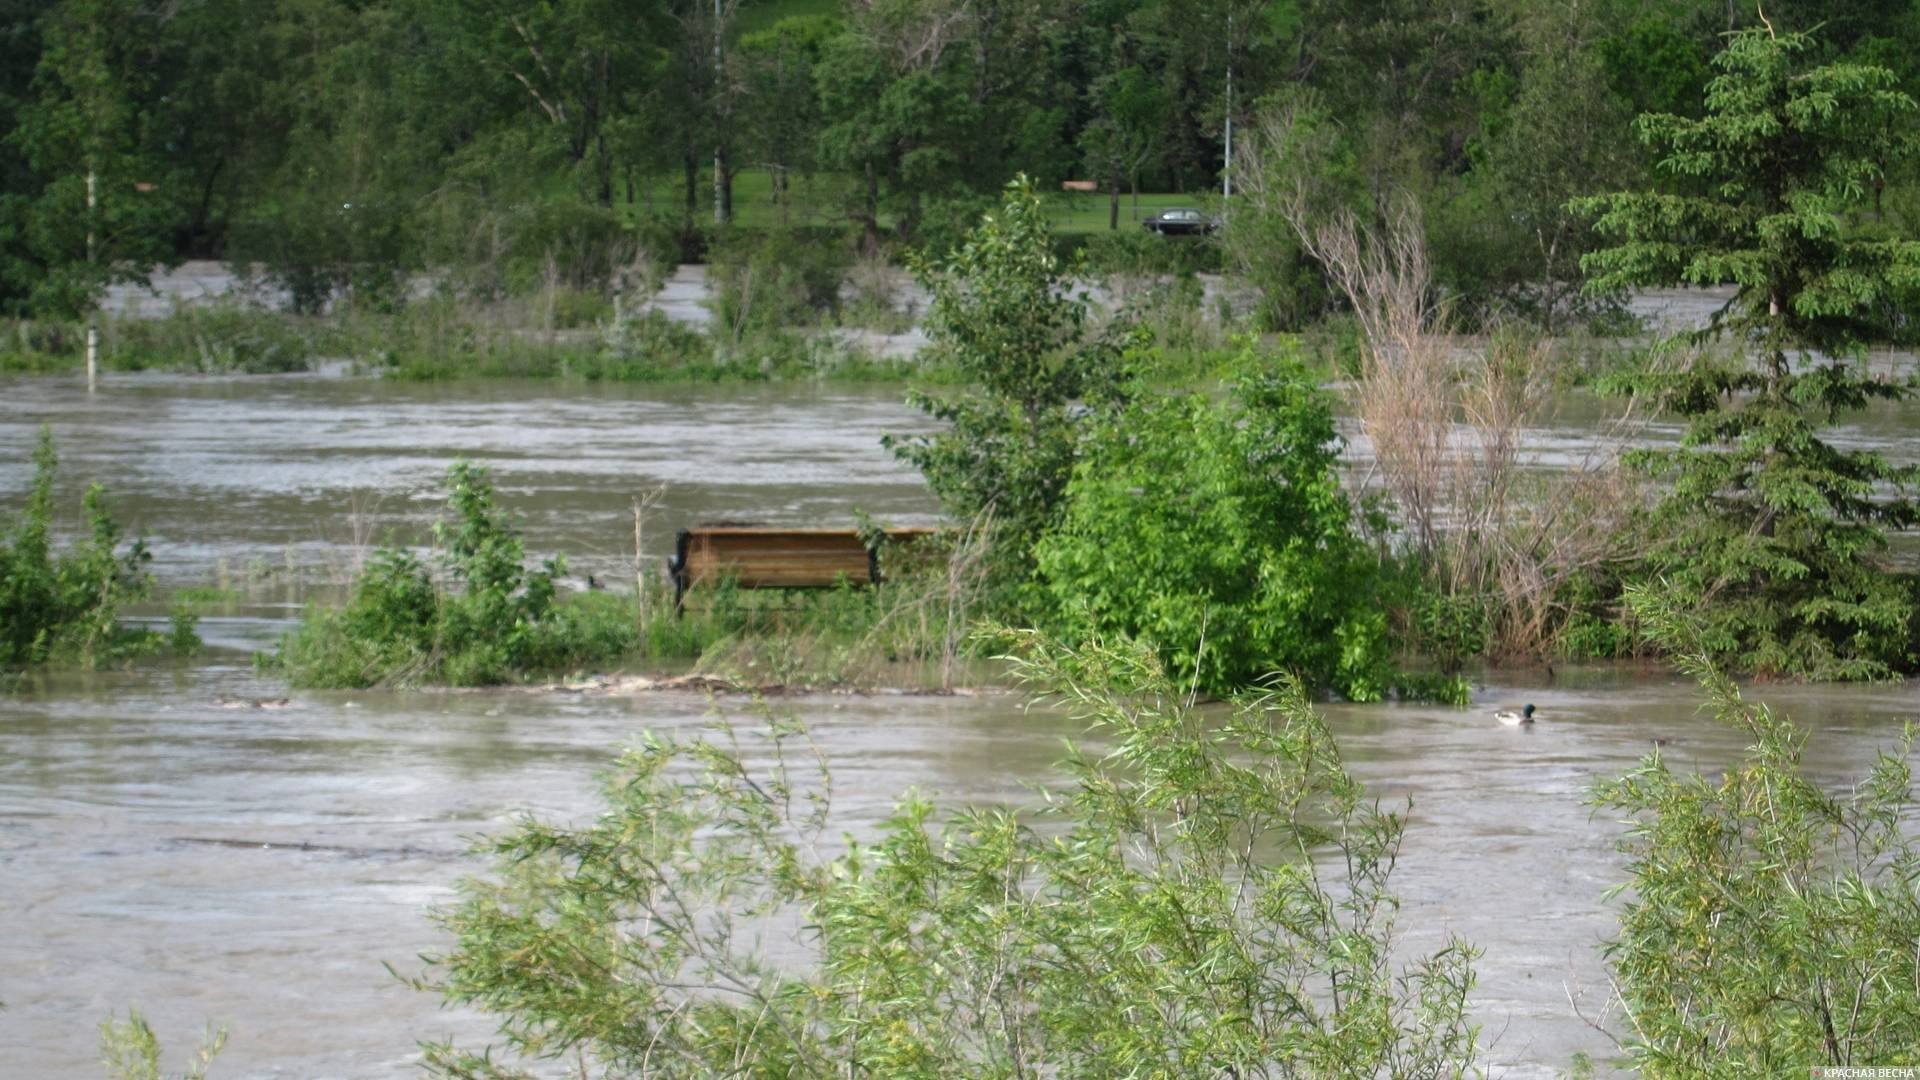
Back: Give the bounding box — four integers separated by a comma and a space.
3, 372, 1919, 1077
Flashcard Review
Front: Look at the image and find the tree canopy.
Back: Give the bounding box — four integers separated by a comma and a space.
11, 0, 1919, 319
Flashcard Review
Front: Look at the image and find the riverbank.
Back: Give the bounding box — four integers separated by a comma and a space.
0, 259, 1250, 383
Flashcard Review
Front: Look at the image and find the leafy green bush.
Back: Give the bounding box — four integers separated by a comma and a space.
411, 632, 1479, 1076
0, 317, 82, 372
1591, 584, 1920, 1073
1, 427, 185, 666
707, 226, 853, 338
1034, 352, 1403, 700
109, 304, 317, 373
542, 286, 611, 330
1075, 228, 1224, 276
230, 191, 412, 315
884, 177, 1127, 590
272, 462, 635, 687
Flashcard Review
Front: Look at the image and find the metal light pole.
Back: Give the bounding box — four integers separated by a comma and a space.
86, 168, 98, 394
1222, 11, 1234, 203
713, 0, 728, 225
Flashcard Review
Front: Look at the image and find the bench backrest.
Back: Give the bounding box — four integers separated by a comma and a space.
668, 525, 944, 603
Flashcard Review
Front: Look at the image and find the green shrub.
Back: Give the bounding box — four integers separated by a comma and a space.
229, 192, 412, 315
707, 226, 853, 338
543, 286, 612, 330
0, 317, 82, 371
411, 632, 1479, 1076
109, 304, 317, 373
99, 1010, 223, 1080
1077, 228, 1224, 276
885, 178, 1127, 591
0, 427, 186, 666
271, 462, 636, 687
1591, 584, 1920, 1073
1034, 351, 1405, 700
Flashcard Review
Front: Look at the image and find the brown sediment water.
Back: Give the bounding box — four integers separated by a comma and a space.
3, 653, 1916, 1078
2, 353, 1918, 1077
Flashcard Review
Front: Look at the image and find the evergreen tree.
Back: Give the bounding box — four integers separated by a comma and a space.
1578, 24, 1920, 678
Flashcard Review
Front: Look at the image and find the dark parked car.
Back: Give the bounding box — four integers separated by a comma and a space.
1142, 208, 1218, 236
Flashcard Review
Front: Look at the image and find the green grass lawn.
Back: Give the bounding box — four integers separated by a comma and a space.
619, 165, 1213, 238
619, 167, 857, 230
1046, 189, 1215, 235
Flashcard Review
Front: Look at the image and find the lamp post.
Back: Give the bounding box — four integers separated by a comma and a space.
713, 0, 728, 225
1222, 11, 1234, 207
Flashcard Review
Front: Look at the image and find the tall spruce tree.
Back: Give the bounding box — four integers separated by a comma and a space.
1578, 23, 1920, 678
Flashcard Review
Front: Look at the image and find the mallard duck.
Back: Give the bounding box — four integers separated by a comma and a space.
1494, 703, 1536, 726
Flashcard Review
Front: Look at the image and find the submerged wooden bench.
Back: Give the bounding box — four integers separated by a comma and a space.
667, 525, 942, 610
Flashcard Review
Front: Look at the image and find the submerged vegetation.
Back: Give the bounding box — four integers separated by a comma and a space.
1, 427, 195, 667
0, 295, 932, 383
1593, 586, 1920, 1071
270, 461, 987, 690
2, 10, 1917, 1075
411, 632, 1481, 1077
272, 462, 631, 688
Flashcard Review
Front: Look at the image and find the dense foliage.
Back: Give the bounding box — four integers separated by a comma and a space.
883, 178, 1125, 583
1, 426, 188, 665
11, 0, 1920, 320
413, 632, 1480, 1077
1579, 26, 1920, 678
1034, 353, 1399, 700
1592, 585, 1920, 1072
274, 462, 635, 687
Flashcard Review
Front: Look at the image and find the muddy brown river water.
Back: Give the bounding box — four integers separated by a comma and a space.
3, 371, 1919, 1078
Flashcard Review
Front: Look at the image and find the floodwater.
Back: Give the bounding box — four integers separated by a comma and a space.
4, 331, 1920, 1076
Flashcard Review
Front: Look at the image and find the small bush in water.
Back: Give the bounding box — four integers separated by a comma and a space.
273, 462, 635, 687
1034, 349, 1430, 701
99, 1009, 224, 1080
410, 632, 1479, 1076
0, 427, 189, 666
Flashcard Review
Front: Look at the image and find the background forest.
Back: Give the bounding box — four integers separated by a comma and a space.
7, 0, 1920, 325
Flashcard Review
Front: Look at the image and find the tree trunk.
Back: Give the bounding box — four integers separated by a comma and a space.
595, 129, 614, 207
864, 160, 879, 253
715, 144, 732, 224
1109, 168, 1120, 231
682, 152, 698, 223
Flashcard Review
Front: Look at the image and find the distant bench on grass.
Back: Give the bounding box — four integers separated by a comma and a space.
667, 524, 944, 611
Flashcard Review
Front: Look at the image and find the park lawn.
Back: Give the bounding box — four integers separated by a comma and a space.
617, 165, 1212, 239
1047, 188, 1214, 235
619, 168, 859, 230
